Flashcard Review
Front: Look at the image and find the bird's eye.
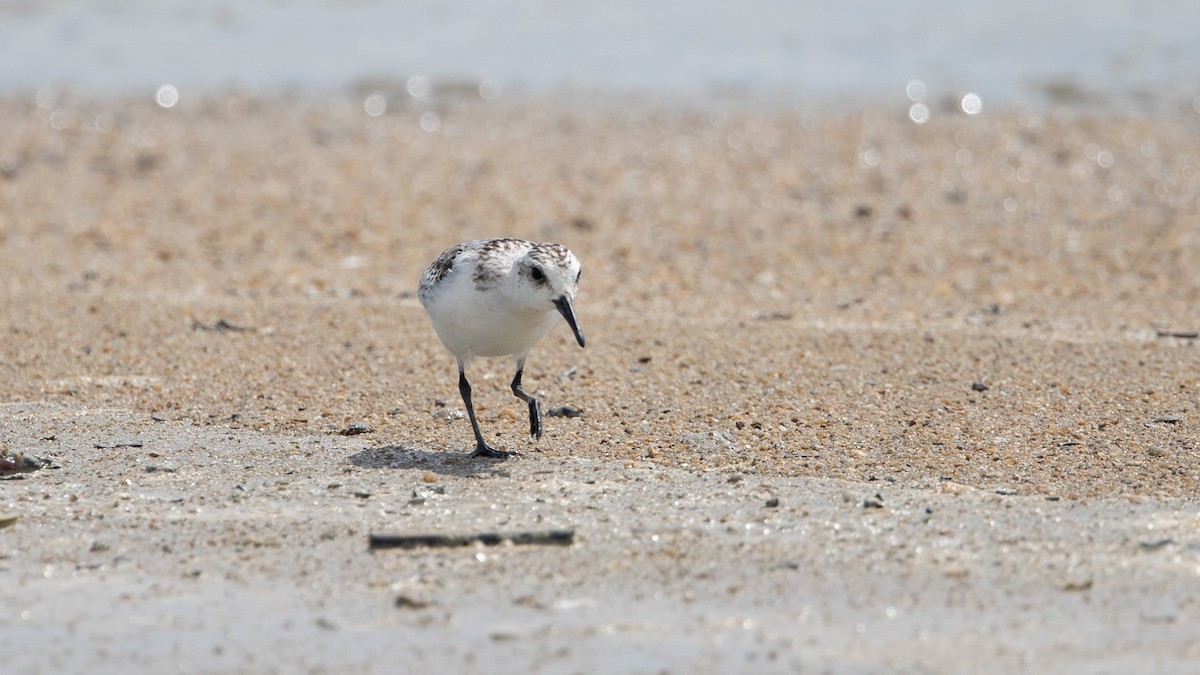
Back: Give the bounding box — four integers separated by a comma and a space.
531, 266, 545, 281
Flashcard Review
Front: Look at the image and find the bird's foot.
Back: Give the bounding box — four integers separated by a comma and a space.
528, 399, 543, 440
470, 443, 517, 459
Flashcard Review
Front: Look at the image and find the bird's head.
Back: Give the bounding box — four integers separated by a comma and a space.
519, 243, 585, 348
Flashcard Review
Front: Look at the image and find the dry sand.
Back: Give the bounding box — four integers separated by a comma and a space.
2, 91, 1199, 673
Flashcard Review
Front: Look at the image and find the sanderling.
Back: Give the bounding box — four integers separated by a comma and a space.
418, 238, 585, 458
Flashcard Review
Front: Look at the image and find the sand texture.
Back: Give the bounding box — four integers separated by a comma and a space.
2, 93, 1200, 672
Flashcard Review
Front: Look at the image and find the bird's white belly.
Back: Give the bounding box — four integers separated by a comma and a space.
431, 301, 560, 359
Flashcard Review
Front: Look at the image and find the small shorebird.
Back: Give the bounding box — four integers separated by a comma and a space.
418, 238, 585, 458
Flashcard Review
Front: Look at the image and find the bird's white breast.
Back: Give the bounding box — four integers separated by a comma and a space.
422, 257, 561, 360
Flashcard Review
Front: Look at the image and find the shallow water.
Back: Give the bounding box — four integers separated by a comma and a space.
2, 0, 1199, 106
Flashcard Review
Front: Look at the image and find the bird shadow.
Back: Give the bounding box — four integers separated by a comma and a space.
347, 444, 511, 478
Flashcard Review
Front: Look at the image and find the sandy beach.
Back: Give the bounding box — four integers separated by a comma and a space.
2, 91, 1200, 672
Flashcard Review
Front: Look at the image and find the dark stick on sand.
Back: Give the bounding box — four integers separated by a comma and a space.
1155, 330, 1199, 339
368, 529, 575, 550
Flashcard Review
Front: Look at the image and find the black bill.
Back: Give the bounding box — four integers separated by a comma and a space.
554, 295, 586, 348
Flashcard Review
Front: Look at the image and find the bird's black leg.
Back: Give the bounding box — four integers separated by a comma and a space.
459, 366, 513, 458
510, 363, 542, 440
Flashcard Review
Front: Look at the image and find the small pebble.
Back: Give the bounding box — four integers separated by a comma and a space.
143, 464, 179, 473
548, 405, 583, 418
395, 595, 430, 610
339, 423, 373, 436
939, 481, 971, 495
1063, 578, 1093, 592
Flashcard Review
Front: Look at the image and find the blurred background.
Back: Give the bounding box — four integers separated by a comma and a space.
2, 0, 1199, 108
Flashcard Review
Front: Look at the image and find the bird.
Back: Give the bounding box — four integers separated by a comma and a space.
418, 238, 585, 458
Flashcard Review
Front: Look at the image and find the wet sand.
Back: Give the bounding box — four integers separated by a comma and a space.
2, 92, 1199, 672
